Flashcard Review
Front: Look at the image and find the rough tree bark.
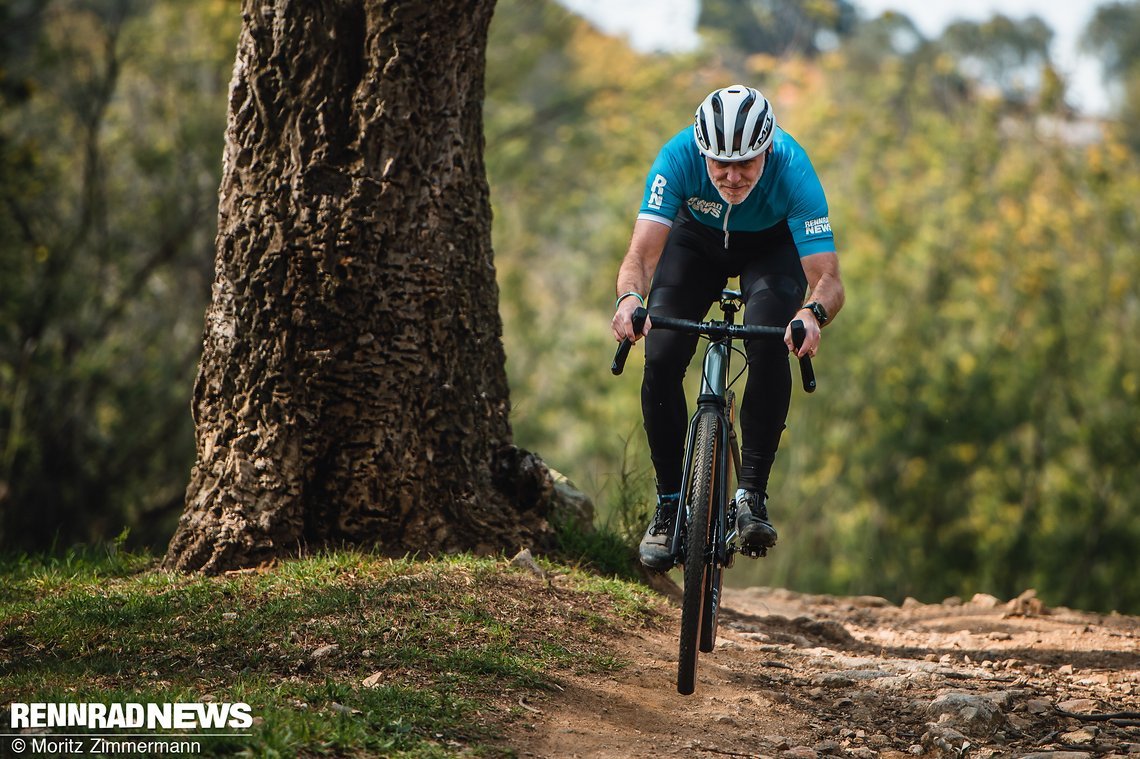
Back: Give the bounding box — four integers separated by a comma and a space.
164, 0, 554, 573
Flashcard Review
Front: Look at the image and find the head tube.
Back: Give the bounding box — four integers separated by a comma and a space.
699, 341, 730, 399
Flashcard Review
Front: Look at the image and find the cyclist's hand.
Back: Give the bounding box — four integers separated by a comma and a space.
786, 312, 821, 358
612, 299, 651, 342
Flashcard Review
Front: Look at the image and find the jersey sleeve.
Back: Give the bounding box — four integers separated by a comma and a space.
636, 131, 691, 227
784, 160, 835, 257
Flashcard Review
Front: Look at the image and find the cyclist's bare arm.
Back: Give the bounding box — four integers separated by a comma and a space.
612, 219, 671, 342
787, 251, 845, 357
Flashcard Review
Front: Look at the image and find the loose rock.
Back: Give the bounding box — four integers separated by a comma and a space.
781, 748, 818, 759
510, 548, 547, 579
927, 692, 1005, 735
1057, 698, 1099, 713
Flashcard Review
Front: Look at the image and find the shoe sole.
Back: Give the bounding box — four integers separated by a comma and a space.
739, 528, 777, 550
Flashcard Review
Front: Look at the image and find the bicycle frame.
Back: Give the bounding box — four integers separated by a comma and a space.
667, 293, 743, 572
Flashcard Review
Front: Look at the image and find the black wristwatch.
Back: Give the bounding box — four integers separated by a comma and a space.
801, 301, 829, 326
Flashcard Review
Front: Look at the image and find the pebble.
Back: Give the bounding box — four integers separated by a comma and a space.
312, 644, 340, 659
970, 593, 1002, 608
1060, 728, 1098, 745
921, 724, 969, 753
868, 734, 893, 748
509, 548, 546, 578
781, 747, 818, 758
1057, 698, 1099, 713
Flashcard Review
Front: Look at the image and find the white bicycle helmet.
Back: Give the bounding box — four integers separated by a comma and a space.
693, 85, 776, 162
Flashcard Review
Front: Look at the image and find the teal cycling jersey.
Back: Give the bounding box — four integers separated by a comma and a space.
638, 126, 835, 257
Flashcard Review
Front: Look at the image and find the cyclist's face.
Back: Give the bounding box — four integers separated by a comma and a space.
705, 153, 765, 205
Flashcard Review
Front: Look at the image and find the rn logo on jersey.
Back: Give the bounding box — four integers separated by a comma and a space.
648, 174, 667, 209
804, 216, 832, 235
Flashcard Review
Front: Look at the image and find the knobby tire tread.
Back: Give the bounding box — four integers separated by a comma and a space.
700, 421, 726, 653
677, 412, 719, 695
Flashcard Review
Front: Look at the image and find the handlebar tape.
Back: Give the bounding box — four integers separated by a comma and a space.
611, 307, 648, 376
790, 320, 817, 393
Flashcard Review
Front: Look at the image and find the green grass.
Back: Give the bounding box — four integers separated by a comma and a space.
551, 433, 655, 583
0, 549, 663, 757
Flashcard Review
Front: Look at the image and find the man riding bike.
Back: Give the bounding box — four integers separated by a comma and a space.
610, 85, 846, 571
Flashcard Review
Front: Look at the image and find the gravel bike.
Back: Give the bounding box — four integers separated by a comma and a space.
611, 290, 815, 695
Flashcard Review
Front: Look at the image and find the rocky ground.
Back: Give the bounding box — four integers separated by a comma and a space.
506, 584, 1140, 758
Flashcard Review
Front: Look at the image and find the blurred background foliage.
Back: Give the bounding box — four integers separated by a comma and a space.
2, 0, 1138, 612
1, 0, 238, 549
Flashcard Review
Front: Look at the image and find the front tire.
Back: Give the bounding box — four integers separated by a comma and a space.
700, 543, 724, 654
677, 411, 720, 695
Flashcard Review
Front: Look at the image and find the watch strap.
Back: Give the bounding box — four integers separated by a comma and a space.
802, 300, 829, 325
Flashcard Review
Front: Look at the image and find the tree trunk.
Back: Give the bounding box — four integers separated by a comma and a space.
164, 0, 553, 573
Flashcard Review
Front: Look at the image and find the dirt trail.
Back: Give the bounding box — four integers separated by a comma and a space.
508, 585, 1140, 758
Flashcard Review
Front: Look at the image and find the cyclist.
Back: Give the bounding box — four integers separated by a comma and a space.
610, 85, 845, 571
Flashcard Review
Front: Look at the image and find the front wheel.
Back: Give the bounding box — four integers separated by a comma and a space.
677, 411, 720, 695
700, 545, 724, 654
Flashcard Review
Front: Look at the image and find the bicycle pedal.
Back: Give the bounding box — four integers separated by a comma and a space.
743, 546, 768, 559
